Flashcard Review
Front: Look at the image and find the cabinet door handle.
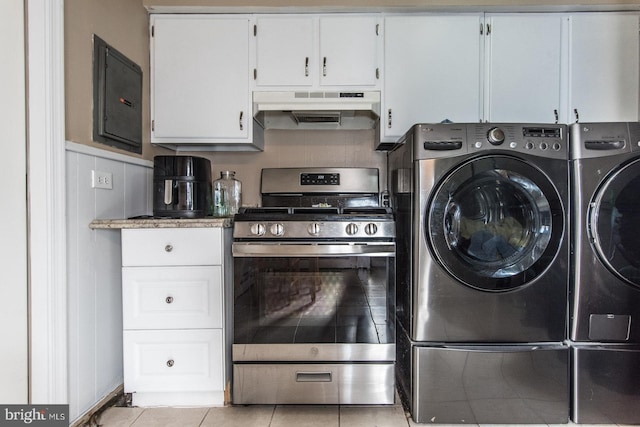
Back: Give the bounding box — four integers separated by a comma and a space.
574, 108, 579, 123
165, 296, 173, 304
239, 111, 244, 131
554, 109, 559, 124
387, 109, 392, 128
166, 359, 174, 368
305, 57, 309, 77
323, 57, 327, 77
164, 244, 173, 252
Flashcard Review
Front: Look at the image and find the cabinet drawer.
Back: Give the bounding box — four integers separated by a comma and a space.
124, 329, 224, 393
122, 228, 223, 266
123, 266, 223, 330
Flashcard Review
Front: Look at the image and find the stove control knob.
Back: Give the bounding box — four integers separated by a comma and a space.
364, 223, 378, 235
487, 127, 505, 145
307, 223, 321, 236
346, 223, 359, 236
270, 223, 284, 236
250, 223, 266, 236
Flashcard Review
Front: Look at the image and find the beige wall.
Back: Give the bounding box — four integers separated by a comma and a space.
201, 129, 387, 207
65, 0, 167, 161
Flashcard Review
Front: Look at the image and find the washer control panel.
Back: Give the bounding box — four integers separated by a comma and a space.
407, 122, 567, 160
470, 123, 567, 159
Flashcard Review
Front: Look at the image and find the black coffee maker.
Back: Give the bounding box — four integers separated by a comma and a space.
153, 156, 211, 218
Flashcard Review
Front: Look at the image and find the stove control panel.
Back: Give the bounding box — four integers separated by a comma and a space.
234, 220, 395, 239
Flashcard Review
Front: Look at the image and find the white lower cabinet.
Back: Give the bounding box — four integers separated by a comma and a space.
123, 266, 223, 330
121, 228, 228, 407
123, 330, 224, 405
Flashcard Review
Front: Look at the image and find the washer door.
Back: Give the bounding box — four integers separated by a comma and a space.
589, 158, 640, 288
428, 155, 564, 291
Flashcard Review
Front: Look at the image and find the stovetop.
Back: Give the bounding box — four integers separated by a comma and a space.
233, 167, 393, 240
236, 206, 391, 218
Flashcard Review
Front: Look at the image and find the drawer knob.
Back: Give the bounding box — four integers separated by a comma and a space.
164, 244, 173, 252
166, 359, 174, 368
165, 296, 173, 304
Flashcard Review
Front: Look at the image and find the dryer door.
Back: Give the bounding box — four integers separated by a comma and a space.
428, 155, 564, 291
589, 158, 640, 288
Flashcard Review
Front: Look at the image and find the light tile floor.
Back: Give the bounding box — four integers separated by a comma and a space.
91, 400, 619, 427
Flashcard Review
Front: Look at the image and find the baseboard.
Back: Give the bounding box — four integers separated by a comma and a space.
70, 384, 124, 427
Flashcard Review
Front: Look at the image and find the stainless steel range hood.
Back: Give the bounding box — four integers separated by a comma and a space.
253, 91, 380, 130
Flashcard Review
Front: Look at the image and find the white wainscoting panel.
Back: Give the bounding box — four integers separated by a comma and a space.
66, 142, 152, 422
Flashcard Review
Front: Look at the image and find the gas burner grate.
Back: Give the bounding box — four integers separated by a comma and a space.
238, 207, 290, 214
292, 207, 340, 214
342, 207, 391, 215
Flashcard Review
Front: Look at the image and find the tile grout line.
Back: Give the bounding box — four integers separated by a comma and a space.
129, 408, 145, 427
268, 405, 277, 426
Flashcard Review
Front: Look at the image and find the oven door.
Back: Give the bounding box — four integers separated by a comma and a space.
232, 241, 395, 362
232, 240, 396, 404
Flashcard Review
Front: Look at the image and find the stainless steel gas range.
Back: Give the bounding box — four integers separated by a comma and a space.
231, 167, 396, 405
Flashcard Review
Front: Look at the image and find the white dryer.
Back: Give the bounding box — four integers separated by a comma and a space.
569, 122, 640, 424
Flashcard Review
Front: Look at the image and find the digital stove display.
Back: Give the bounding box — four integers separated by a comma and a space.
300, 173, 340, 185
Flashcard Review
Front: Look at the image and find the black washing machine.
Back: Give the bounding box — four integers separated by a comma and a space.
569, 122, 640, 424
389, 123, 569, 424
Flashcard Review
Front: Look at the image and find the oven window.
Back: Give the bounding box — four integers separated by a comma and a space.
234, 256, 394, 345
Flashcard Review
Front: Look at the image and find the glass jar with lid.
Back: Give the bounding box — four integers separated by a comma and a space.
213, 170, 241, 217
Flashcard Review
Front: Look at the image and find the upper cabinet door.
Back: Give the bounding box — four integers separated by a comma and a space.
254, 16, 315, 87
318, 16, 380, 87
382, 15, 482, 142
151, 15, 252, 143
254, 14, 380, 89
569, 13, 640, 123
484, 14, 565, 124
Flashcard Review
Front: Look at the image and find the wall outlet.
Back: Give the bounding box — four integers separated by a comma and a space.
92, 170, 113, 190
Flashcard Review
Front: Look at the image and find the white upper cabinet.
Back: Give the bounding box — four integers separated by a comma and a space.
382, 13, 570, 145
318, 16, 380, 87
254, 14, 381, 89
382, 15, 483, 143
568, 13, 640, 123
254, 16, 314, 87
151, 15, 263, 151
148, 12, 639, 150
484, 14, 565, 124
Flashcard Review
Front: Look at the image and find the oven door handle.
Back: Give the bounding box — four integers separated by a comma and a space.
232, 242, 395, 257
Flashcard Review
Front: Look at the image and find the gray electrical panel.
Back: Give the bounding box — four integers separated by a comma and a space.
93, 35, 142, 154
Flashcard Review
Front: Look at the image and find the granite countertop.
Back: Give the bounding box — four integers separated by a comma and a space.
89, 217, 233, 229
